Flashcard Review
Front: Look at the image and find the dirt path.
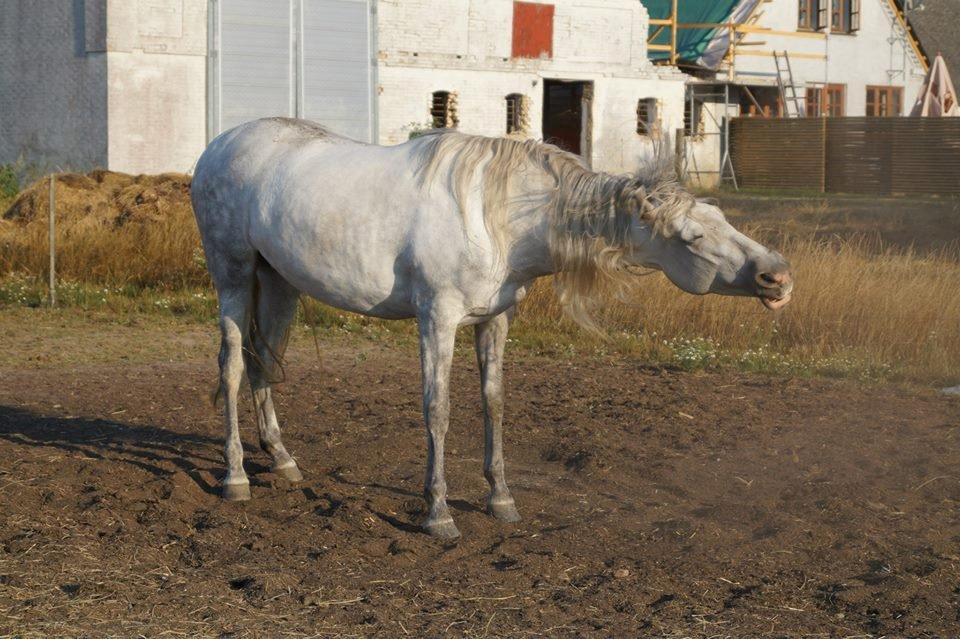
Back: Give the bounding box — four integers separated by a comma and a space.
1, 320, 959, 638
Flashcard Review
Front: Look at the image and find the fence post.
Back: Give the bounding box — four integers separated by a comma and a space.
48, 174, 56, 307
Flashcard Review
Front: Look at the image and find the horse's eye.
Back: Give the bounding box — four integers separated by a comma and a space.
684, 233, 704, 245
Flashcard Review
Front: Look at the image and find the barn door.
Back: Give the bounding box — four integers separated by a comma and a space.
208, 0, 374, 142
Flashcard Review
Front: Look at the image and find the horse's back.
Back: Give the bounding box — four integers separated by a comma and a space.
191, 118, 461, 318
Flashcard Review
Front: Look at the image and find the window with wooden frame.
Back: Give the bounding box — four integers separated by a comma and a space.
505, 93, 529, 134
636, 98, 659, 136
798, 0, 826, 30
430, 91, 458, 129
831, 0, 860, 33
805, 84, 846, 116
866, 85, 903, 116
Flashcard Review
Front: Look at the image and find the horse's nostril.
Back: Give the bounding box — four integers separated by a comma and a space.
756, 272, 779, 287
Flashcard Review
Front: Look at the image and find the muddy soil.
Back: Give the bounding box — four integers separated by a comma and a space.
1, 328, 959, 638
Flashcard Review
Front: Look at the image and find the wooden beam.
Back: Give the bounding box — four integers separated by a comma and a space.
670, 0, 678, 65
649, 18, 673, 26
648, 44, 672, 52
736, 24, 826, 39
658, 22, 826, 39
647, 24, 667, 43
736, 51, 827, 60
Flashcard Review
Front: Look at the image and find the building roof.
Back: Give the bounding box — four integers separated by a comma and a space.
900, 0, 960, 77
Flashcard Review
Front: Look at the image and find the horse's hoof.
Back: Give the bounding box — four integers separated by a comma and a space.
423, 516, 460, 540
487, 498, 521, 523
222, 482, 251, 501
272, 462, 303, 483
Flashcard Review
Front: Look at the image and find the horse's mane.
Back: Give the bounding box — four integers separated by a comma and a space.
413, 129, 693, 329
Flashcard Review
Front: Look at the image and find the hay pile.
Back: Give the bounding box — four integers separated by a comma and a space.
0, 171, 205, 287
2, 171, 193, 227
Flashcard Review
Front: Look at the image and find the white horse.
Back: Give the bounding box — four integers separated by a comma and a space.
191, 117, 793, 539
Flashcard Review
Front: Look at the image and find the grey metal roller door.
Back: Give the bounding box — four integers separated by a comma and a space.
302, 0, 373, 142
218, 0, 293, 132
211, 0, 374, 142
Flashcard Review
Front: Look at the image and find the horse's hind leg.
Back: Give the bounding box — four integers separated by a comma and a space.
474, 310, 520, 522
215, 266, 257, 501
245, 262, 303, 482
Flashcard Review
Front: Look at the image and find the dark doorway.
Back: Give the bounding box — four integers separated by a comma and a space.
542, 80, 591, 157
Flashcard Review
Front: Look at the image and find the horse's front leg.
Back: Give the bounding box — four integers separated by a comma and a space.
418, 306, 460, 539
475, 311, 521, 522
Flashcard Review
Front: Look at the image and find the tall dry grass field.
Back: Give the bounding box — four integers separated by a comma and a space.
516, 233, 960, 382
2, 172, 958, 383
0, 172, 207, 287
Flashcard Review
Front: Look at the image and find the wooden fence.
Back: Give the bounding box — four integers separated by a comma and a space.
730, 117, 960, 196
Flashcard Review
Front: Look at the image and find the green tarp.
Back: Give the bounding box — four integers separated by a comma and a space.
641, 0, 740, 64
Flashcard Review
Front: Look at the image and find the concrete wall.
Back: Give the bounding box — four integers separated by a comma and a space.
0, 1, 109, 171
375, 0, 686, 174
103, 0, 207, 174
735, 0, 926, 115
0, 0, 206, 175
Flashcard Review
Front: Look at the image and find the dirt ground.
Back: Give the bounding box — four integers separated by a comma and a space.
1, 315, 960, 638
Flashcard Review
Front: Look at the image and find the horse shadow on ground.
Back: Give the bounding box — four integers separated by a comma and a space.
0, 405, 259, 497
0, 406, 479, 522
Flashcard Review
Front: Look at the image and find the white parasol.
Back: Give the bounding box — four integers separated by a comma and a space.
910, 53, 960, 117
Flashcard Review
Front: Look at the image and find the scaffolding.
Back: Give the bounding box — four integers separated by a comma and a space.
650, 0, 931, 188
647, 0, 826, 188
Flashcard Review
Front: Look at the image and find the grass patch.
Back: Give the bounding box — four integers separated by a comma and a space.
3, 172, 959, 386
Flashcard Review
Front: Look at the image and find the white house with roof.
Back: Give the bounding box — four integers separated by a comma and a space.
1, 0, 687, 176
641, 0, 930, 186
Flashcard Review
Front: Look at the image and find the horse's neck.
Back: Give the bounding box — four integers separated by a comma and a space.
507, 165, 633, 280
502, 207, 554, 280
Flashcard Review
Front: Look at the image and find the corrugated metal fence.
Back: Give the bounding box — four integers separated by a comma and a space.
730, 117, 960, 196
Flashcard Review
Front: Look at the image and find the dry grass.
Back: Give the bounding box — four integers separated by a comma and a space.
2, 171, 959, 384
515, 233, 960, 383
0, 171, 206, 287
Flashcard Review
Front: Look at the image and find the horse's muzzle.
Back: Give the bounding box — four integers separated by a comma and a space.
756, 269, 794, 310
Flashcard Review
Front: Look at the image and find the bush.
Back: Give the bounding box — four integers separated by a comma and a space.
0, 165, 18, 203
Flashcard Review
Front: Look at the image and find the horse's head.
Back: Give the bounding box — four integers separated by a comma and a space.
624, 194, 793, 310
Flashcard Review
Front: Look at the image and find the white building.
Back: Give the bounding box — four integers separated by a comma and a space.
650, 0, 930, 186
0, 0, 687, 176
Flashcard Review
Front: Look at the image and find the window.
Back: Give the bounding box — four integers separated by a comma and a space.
506, 93, 529, 134
683, 98, 703, 137
512, 2, 554, 59
798, 0, 826, 30
636, 98, 659, 135
831, 0, 860, 33
866, 86, 903, 116
430, 91, 458, 129
806, 84, 846, 116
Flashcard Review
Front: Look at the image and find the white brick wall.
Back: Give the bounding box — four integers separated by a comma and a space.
375, 0, 687, 174
2, 0, 685, 175
103, 0, 207, 173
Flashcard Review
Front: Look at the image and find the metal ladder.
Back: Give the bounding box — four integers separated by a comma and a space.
773, 51, 804, 117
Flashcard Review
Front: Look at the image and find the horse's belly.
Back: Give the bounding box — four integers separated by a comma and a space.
252, 221, 418, 320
